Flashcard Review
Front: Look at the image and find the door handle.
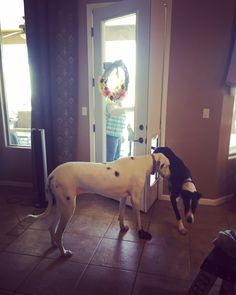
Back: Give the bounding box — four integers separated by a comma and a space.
133, 137, 144, 143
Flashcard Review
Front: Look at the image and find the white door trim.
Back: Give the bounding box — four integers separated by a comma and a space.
87, 3, 109, 162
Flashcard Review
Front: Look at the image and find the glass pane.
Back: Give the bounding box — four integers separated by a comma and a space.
103, 14, 136, 161
0, 0, 31, 147
229, 90, 236, 155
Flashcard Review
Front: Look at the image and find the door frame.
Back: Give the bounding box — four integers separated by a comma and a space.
145, 0, 172, 210
87, 3, 112, 162
86, 0, 172, 205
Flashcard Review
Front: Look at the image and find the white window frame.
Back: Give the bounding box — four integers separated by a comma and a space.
229, 87, 236, 157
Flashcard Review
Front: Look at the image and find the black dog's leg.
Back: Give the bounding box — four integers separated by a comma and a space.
170, 194, 181, 220
170, 195, 188, 235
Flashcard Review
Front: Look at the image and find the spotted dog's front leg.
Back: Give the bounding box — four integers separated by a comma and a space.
170, 195, 188, 235
131, 192, 152, 240
118, 197, 129, 232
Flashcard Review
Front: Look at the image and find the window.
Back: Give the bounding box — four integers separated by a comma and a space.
0, 0, 31, 147
229, 88, 236, 156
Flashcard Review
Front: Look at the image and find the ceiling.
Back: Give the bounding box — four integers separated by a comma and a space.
0, 0, 24, 31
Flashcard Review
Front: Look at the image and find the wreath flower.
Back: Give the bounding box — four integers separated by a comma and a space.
98, 60, 129, 102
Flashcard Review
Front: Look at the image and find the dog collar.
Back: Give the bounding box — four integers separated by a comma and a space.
151, 154, 157, 175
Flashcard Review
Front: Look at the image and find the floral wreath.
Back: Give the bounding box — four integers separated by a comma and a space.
98, 60, 129, 101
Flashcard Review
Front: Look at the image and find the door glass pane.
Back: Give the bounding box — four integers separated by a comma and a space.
0, 0, 31, 147
103, 14, 136, 161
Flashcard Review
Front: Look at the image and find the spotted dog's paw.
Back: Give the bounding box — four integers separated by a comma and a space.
62, 250, 73, 257
138, 229, 152, 240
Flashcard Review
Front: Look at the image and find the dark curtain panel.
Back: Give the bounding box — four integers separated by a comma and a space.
24, 0, 79, 173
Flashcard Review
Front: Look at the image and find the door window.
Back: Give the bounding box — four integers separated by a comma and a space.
103, 14, 136, 160
93, 0, 150, 162
229, 88, 236, 156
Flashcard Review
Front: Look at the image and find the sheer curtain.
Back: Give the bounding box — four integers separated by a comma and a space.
24, 0, 79, 173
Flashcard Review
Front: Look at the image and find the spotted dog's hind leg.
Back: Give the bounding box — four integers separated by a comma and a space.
118, 197, 129, 232
54, 195, 76, 257
49, 207, 60, 248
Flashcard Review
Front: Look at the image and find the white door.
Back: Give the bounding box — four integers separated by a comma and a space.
89, 0, 171, 212
93, 0, 151, 163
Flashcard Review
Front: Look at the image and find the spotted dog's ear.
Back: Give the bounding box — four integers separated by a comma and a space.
155, 160, 161, 173
155, 159, 169, 174
151, 159, 160, 175
153, 153, 170, 175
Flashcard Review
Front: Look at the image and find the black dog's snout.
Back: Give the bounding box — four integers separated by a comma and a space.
186, 216, 193, 224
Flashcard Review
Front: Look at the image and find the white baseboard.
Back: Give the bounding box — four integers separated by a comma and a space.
159, 193, 234, 206
0, 180, 33, 188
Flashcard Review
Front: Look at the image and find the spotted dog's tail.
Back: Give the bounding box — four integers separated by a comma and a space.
27, 175, 54, 220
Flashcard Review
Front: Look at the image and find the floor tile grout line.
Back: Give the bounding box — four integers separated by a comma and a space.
84, 262, 141, 273
130, 240, 146, 295
71, 214, 118, 291
0, 195, 235, 294
103, 214, 117, 237
129, 206, 157, 294
0, 235, 20, 253
13, 255, 45, 294
71, 235, 104, 292
130, 201, 190, 294
71, 211, 142, 292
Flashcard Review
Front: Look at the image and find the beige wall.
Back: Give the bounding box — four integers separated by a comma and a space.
165, 0, 236, 198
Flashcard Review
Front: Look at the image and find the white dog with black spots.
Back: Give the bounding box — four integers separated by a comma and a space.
28, 153, 170, 257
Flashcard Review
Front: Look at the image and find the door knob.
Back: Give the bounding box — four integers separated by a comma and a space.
133, 137, 144, 143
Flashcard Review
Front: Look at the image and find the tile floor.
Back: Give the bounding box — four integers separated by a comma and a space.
0, 187, 235, 295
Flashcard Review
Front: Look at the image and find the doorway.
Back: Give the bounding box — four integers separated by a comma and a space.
87, 0, 172, 211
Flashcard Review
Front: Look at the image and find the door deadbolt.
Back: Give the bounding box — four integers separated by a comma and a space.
133, 137, 144, 144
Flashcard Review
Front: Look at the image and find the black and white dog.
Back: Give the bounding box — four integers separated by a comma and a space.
154, 147, 201, 234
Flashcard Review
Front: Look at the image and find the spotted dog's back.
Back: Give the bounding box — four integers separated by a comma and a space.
26, 152, 171, 256
50, 156, 150, 200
